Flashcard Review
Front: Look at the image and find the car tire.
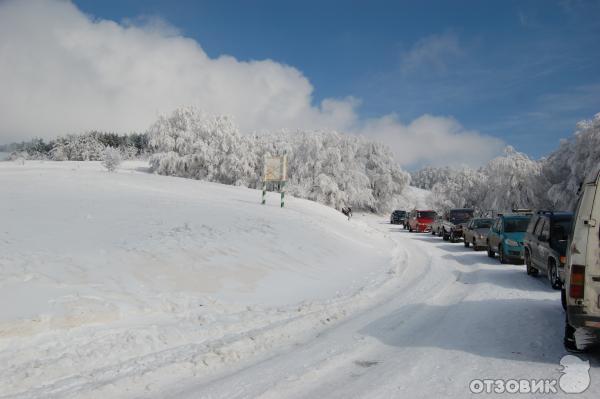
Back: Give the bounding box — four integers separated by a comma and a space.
525, 251, 538, 276
442, 230, 449, 241
498, 245, 508, 264
548, 261, 561, 290
487, 242, 494, 258
464, 240, 469, 248
561, 288, 567, 310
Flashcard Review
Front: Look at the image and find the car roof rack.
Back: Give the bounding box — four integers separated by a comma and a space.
511, 208, 533, 214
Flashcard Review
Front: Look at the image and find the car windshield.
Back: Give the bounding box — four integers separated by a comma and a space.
504, 218, 530, 232
393, 211, 406, 216
417, 211, 436, 218
450, 210, 473, 223
473, 219, 493, 229
550, 219, 573, 253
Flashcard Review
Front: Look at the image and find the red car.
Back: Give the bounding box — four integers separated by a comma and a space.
407, 209, 437, 232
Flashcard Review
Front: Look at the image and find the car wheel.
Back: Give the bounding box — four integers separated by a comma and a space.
548, 261, 561, 290
561, 287, 567, 310
564, 316, 580, 352
487, 242, 494, 258
525, 251, 538, 276
498, 245, 508, 264
464, 240, 469, 248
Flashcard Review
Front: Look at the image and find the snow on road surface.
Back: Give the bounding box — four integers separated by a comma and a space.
1, 161, 598, 398
162, 227, 600, 399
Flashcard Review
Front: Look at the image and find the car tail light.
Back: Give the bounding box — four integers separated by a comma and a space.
569, 265, 585, 299
559, 256, 566, 264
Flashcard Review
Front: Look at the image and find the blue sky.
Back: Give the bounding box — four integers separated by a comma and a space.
73, 0, 600, 159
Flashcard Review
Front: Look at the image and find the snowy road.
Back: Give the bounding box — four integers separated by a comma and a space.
162, 222, 600, 398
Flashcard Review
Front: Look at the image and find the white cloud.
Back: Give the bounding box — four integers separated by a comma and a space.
0, 0, 503, 167
399, 32, 463, 74
358, 114, 504, 168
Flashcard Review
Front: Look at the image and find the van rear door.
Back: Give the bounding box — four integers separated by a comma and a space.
587, 176, 600, 317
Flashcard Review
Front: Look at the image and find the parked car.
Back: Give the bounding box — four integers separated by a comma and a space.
441, 208, 474, 242
463, 218, 494, 250
431, 215, 444, 236
390, 210, 407, 225
486, 213, 532, 264
407, 210, 437, 233
563, 166, 600, 351
524, 211, 573, 289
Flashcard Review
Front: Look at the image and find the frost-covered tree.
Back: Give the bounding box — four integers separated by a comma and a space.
430, 168, 487, 212
148, 107, 257, 186
542, 113, 600, 210
411, 166, 456, 190
480, 146, 549, 212
147, 108, 410, 213
50, 133, 106, 161
102, 147, 122, 172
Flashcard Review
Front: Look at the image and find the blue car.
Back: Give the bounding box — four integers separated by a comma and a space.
486, 214, 532, 264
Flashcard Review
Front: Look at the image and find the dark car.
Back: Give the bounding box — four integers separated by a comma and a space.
523, 211, 573, 289
390, 210, 407, 225
441, 208, 474, 242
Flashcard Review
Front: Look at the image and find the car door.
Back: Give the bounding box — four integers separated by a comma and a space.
531, 217, 546, 268
490, 219, 500, 250
464, 220, 473, 242
537, 218, 551, 272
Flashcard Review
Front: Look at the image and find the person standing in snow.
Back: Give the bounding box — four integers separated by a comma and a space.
342, 206, 352, 220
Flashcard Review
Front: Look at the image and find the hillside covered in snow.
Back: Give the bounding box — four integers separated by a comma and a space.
0, 160, 408, 398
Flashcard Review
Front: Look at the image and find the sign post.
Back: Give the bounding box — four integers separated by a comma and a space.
262, 154, 288, 207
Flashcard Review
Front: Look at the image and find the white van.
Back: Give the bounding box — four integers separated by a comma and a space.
563, 165, 600, 351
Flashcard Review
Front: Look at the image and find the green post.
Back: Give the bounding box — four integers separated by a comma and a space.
280, 181, 285, 208
262, 181, 266, 205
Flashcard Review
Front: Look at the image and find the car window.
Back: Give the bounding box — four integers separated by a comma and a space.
417, 211, 436, 218
535, 218, 547, 236
473, 219, 493, 229
504, 218, 530, 233
527, 216, 539, 234
541, 219, 550, 238
550, 219, 572, 252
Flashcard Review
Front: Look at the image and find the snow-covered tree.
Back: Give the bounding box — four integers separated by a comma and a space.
148, 107, 257, 186
411, 166, 456, 190
430, 168, 487, 212
102, 147, 122, 172
480, 146, 549, 212
542, 113, 600, 210
147, 108, 410, 213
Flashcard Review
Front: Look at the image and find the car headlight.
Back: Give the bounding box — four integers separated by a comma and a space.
478, 234, 485, 239
505, 239, 519, 247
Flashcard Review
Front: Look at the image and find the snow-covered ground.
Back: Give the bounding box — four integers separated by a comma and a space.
0, 160, 402, 398
1, 160, 598, 398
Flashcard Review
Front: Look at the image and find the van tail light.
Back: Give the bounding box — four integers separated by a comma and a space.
569, 265, 585, 299
559, 256, 566, 264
